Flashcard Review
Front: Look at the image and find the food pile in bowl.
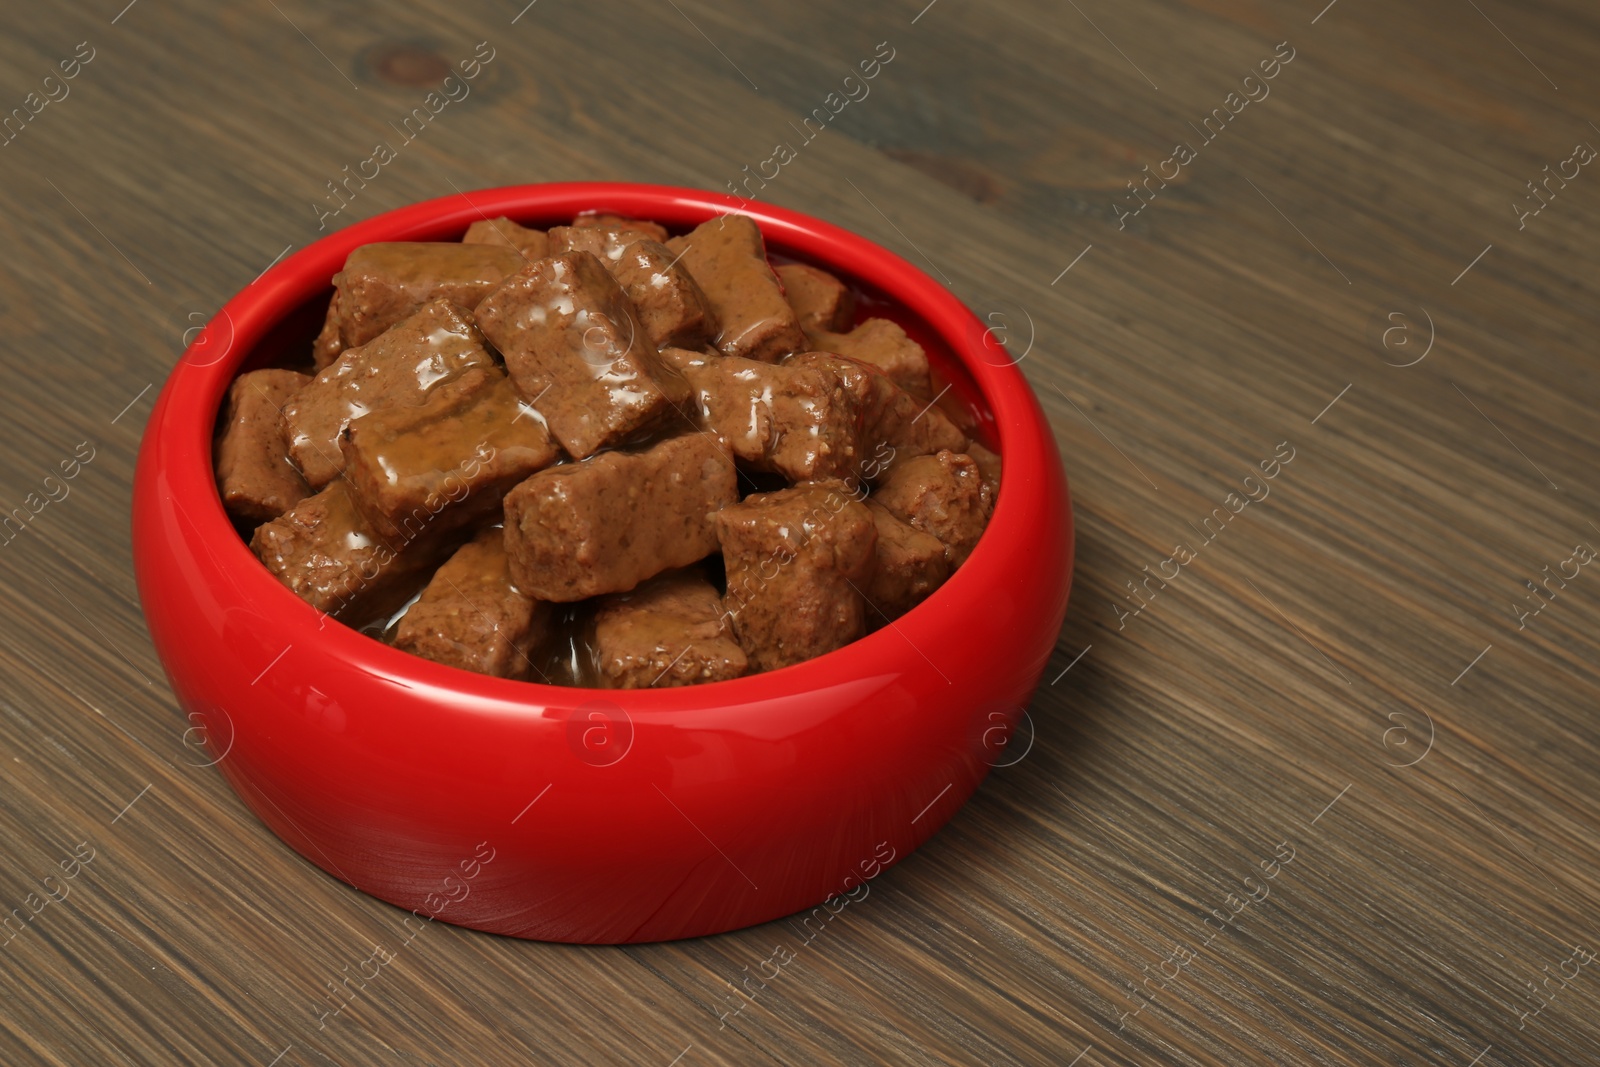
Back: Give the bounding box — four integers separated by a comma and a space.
215, 211, 999, 688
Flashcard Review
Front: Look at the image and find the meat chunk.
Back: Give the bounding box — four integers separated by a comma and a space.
806, 317, 932, 399
312, 242, 524, 369
660, 347, 865, 481
590, 570, 748, 688
283, 300, 496, 488
611, 241, 718, 350
966, 440, 1002, 497
215, 369, 311, 523
786, 352, 964, 475
667, 215, 806, 362
502, 433, 737, 602
872, 450, 994, 567
249, 480, 441, 619
776, 262, 855, 332
341, 366, 559, 537
861, 499, 949, 626
393, 528, 553, 679
717, 482, 877, 672
474, 252, 692, 459
548, 222, 664, 264
462, 217, 550, 259
571, 213, 670, 243
552, 233, 718, 349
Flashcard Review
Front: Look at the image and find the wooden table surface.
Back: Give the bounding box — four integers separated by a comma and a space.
3, 0, 1598, 1064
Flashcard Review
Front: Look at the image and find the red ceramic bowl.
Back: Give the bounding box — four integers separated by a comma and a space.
132, 183, 1072, 943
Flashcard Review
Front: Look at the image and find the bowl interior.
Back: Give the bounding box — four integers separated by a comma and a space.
187, 184, 1025, 703
214, 195, 1004, 671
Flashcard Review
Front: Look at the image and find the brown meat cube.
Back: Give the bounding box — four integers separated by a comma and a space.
552, 233, 718, 350
787, 352, 965, 476
590, 570, 748, 688
341, 366, 559, 537
806, 317, 932, 399
475, 252, 692, 459
283, 300, 496, 488
393, 528, 553, 679
571, 213, 670, 243
717, 483, 877, 672
776, 262, 855, 333
966, 440, 1002, 496
249, 481, 440, 619
548, 223, 663, 264
462, 217, 550, 259
503, 433, 737, 602
612, 241, 718, 350
313, 242, 524, 369
659, 347, 865, 481
873, 451, 994, 567
861, 499, 949, 626
666, 215, 806, 362
215, 369, 311, 523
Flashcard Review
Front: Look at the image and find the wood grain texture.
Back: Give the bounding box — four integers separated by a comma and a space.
1, 0, 1598, 1064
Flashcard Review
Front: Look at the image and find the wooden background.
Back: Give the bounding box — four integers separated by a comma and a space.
1, 0, 1597, 1063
